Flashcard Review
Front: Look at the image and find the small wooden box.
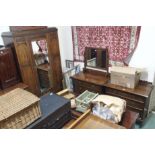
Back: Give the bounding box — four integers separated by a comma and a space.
110, 67, 141, 89
0, 88, 41, 129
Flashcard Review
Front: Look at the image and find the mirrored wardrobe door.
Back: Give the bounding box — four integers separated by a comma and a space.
31, 39, 51, 94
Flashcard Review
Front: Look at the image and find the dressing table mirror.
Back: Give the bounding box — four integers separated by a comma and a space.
84, 47, 109, 74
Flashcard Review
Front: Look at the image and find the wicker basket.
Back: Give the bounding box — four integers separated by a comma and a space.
0, 88, 41, 129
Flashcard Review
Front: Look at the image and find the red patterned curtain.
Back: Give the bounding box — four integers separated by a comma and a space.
72, 26, 141, 66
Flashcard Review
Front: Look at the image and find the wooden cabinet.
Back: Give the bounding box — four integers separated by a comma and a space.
0, 47, 20, 89
104, 82, 152, 121
2, 27, 63, 96
71, 71, 153, 123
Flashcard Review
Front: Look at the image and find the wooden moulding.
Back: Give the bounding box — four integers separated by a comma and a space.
9, 26, 47, 32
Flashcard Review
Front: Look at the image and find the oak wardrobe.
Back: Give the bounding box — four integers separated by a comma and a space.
2, 27, 63, 96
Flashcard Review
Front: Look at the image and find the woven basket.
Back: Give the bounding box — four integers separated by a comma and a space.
0, 88, 41, 129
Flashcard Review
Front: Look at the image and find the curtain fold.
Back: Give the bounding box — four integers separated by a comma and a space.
72, 26, 141, 66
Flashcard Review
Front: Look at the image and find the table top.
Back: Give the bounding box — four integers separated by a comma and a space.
0, 83, 28, 96
71, 72, 153, 98
71, 72, 108, 86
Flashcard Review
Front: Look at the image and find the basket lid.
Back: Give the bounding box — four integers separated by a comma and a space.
0, 88, 40, 121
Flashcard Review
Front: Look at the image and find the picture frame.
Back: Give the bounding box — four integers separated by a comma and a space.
63, 65, 81, 90
65, 60, 74, 69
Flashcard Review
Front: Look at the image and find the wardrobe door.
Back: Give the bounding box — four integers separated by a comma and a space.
14, 41, 40, 96
0, 48, 19, 89
47, 31, 63, 92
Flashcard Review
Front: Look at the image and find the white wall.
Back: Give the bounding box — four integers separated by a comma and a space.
0, 26, 9, 45
57, 26, 73, 70
129, 26, 155, 82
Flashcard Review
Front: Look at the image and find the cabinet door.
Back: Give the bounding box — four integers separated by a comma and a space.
14, 41, 40, 96
47, 31, 63, 92
0, 49, 19, 88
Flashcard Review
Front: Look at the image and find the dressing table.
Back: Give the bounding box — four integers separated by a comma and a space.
71, 47, 153, 123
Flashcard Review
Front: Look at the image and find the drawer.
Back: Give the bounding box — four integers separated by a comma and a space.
125, 99, 145, 110
105, 87, 146, 103
106, 91, 145, 110
73, 79, 102, 94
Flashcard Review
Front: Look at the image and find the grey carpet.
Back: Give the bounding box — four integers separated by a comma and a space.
135, 112, 155, 129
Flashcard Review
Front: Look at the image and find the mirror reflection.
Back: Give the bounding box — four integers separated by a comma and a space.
32, 40, 49, 65
31, 40, 51, 94
86, 48, 108, 71
87, 49, 97, 67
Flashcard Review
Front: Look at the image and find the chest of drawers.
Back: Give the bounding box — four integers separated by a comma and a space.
71, 72, 153, 123
104, 83, 152, 121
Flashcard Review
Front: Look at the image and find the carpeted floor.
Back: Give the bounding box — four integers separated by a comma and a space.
135, 112, 155, 129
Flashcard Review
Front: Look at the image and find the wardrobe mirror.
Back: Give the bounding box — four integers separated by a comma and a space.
31, 39, 51, 94
84, 47, 109, 72
31, 39, 49, 66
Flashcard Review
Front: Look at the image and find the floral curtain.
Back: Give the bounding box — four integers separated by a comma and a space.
72, 26, 141, 66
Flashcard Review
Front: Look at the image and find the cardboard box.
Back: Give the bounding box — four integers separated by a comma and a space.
110, 67, 141, 89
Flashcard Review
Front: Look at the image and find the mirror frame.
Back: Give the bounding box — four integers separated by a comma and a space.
84, 47, 109, 73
